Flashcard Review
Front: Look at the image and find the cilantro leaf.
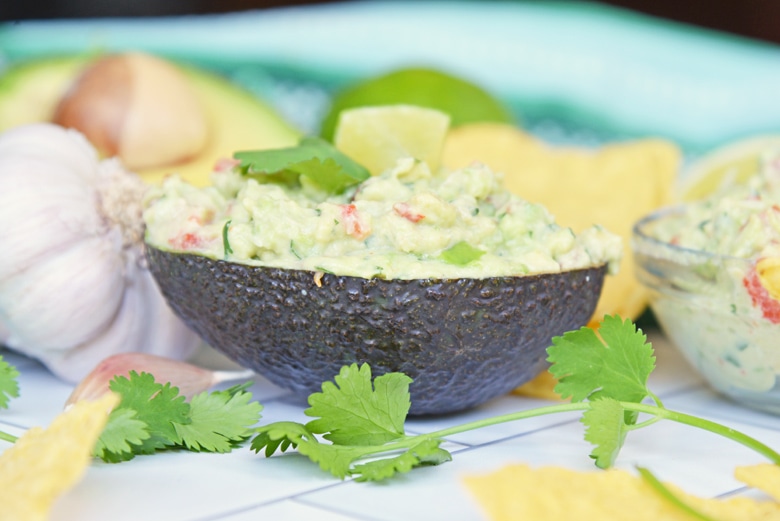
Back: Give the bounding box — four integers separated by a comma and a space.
351, 438, 452, 482
98, 374, 261, 462
297, 441, 377, 480
173, 388, 263, 452
439, 241, 485, 266
234, 137, 370, 194
0, 355, 20, 409
243, 316, 780, 493
582, 398, 627, 469
251, 421, 315, 457
109, 372, 190, 453
305, 363, 411, 446
94, 408, 150, 463
250, 365, 451, 481
547, 315, 655, 412
251, 421, 375, 479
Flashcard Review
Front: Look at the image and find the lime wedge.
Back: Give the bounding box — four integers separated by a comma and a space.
680, 135, 780, 201
321, 67, 513, 141
334, 105, 450, 176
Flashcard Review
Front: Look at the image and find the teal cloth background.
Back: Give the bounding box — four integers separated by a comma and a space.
2, 1, 779, 157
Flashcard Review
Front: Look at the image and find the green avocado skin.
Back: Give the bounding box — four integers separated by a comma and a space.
147, 246, 606, 415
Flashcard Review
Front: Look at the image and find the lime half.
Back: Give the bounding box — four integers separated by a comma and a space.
680, 135, 780, 201
320, 67, 513, 141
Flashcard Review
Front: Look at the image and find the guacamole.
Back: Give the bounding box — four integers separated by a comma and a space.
651, 149, 780, 259
634, 148, 780, 405
144, 157, 621, 280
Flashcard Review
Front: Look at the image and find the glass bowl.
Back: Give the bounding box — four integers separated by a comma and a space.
632, 208, 780, 414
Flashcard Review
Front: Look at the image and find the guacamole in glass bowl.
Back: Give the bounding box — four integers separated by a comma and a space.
633, 148, 780, 414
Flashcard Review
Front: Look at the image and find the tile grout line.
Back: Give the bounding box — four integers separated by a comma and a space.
448, 415, 583, 454
292, 496, 387, 521
714, 485, 751, 499
0, 419, 29, 431
187, 478, 358, 521
655, 382, 707, 399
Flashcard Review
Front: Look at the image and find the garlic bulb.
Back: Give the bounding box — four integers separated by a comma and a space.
0, 123, 201, 382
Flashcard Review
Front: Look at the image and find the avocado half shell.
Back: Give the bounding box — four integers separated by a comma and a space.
146, 245, 606, 415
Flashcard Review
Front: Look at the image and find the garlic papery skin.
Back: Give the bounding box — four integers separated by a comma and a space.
0, 123, 201, 382
65, 352, 255, 408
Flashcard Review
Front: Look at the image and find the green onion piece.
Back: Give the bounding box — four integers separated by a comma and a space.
439, 241, 485, 266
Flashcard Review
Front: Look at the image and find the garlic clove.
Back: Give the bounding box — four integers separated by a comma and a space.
65, 352, 255, 408
0, 123, 99, 183
0, 237, 125, 351
0, 155, 101, 281
37, 254, 201, 382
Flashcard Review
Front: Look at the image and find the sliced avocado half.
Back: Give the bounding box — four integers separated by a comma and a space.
146, 245, 606, 416
0, 55, 301, 186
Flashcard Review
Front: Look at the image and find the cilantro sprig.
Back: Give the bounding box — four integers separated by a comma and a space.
94, 372, 262, 462
251, 364, 450, 481
0, 355, 19, 410
0, 354, 20, 444
250, 315, 780, 484
234, 137, 370, 194
2, 316, 778, 521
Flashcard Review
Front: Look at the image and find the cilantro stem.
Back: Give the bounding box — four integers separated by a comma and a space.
626, 403, 780, 464
427, 402, 591, 438
422, 401, 780, 465
648, 390, 665, 408
637, 466, 722, 521
0, 429, 17, 444
222, 220, 233, 258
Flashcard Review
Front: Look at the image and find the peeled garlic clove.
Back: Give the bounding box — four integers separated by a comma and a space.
65, 352, 255, 408
53, 52, 209, 171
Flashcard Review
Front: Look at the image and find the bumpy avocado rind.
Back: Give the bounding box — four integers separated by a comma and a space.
147, 246, 606, 415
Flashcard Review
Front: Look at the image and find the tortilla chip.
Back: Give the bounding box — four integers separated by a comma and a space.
512, 371, 564, 401
442, 123, 680, 325
736, 463, 780, 502
463, 464, 780, 521
443, 123, 679, 399
0, 392, 118, 521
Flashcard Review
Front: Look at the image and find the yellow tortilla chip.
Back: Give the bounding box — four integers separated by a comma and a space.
463, 464, 780, 521
736, 463, 780, 502
0, 392, 118, 521
443, 123, 679, 400
512, 371, 563, 401
442, 122, 680, 325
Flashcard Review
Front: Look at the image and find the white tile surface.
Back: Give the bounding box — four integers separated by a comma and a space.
219, 499, 368, 521
2, 327, 779, 521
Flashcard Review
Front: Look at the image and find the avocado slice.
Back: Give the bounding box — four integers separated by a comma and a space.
146, 245, 606, 415
0, 55, 301, 186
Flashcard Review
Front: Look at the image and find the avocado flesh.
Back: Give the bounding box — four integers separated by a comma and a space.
146, 245, 606, 415
0, 56, 90, 131
0, 55, 300, 186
